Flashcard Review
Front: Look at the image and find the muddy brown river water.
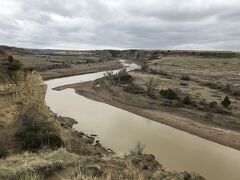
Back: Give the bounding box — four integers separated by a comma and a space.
46, 61, 240, 180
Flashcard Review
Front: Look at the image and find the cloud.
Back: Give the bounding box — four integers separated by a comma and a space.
0, 0, 239, 50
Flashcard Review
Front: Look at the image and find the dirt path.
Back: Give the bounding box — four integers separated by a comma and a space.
54, 81, 240, 151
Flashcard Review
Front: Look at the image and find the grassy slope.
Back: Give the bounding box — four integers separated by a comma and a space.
0, 148, 204, 180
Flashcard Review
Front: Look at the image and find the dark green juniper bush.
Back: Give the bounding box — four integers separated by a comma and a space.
15, 122, 63, 151
221, 96, 231, 107
7, 55, 22, 71
159, 88, 178, 100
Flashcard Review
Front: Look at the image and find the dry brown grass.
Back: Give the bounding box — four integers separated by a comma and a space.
0, 148, 81, 180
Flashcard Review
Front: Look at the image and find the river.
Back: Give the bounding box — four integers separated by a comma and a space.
45, 60, 240, 180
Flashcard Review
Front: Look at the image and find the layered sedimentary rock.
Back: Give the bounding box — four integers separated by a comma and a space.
0, 70, 50, 127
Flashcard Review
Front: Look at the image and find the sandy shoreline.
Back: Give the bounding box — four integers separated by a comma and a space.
54, 81, 240, 151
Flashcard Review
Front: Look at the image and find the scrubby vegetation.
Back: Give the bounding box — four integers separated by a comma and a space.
145, 78, 158, 97
123, 83, 145, 94
15, 122, 63, 151
94, 52, 240, 133
182, 96, 193, 105
202, 81, 240, 97
104, 69, 133, 85
20, 173, 44, 180
221, 96, 231, 107
159, 88, 179, 100
0, 147, 7, 159
7, 55, 22, 71
28, 62, 71, 72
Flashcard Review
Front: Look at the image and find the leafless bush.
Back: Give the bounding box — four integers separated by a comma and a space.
124, 83, 145, 94
130, 142, 146, 155
145, 78, 158, 97
104, 71, 114, 82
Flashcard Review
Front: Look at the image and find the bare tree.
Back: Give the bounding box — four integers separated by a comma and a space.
130, 142, 146, 155
145, 78, 158, 97
104, 71, 113, 80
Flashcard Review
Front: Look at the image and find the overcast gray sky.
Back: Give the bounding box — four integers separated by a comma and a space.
0, 0, 239, 50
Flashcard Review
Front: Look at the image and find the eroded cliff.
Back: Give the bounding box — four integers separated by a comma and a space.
0, 51, 60, 153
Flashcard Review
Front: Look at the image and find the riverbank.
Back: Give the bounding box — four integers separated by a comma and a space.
54, 81, 240, 151
42, 60, 123, 80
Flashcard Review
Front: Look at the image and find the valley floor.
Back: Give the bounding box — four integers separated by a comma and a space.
54, 80, 240, 151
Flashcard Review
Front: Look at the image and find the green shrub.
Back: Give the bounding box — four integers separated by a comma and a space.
7, 55, 22, 71
105, 69, 133, 85
113, 69, 133, 84
0, 147, 7, 159
8, 61, 22, 71
159, 88, 178, 100
20, 131, 42, 150
44, 134, 63, 148
221, 96, 231, 107
182, 96, 192, 105
15, 123, 63, 151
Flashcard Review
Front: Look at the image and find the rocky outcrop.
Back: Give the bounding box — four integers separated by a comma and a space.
0, 52, 61, 152
0, 51, 50, 127
0, 70, 50, 127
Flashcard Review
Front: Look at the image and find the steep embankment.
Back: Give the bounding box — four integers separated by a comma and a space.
0, 51, 204, 179
0, 50, 108, 156
0, 51, 57, 152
